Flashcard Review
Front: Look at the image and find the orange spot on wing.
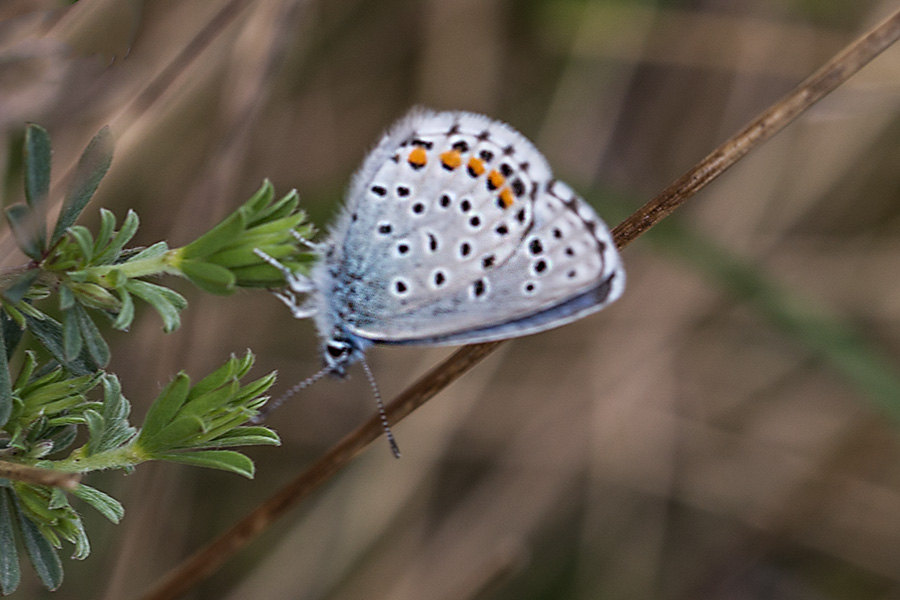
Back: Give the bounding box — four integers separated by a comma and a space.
440, 149, 462, 169
498, 187, 514, 208
467, 157, 486, 177
487, 169, 505, 190
407, 147, 427, 168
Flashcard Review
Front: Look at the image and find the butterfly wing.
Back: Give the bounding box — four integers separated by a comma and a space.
328, 109, 624, 345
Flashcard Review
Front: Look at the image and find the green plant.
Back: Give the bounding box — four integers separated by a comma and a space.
0, 124, 312, 594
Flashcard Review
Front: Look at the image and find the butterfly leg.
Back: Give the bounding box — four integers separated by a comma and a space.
291, 230, 326, 253
254, 248, 314, 291
253, 248, 317, 319
273, 288, 317, 319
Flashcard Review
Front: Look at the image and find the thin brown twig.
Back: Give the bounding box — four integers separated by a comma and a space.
0, 461, 82, 490
138, 9, 900, 600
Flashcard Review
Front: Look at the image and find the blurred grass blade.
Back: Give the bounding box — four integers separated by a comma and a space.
0, 489, 21, 595
652, 220, 900, 420
51, 126, 113, 245
23, 124, 50, 251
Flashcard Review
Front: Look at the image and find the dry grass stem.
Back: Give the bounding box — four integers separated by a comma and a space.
0, 460, 82, 490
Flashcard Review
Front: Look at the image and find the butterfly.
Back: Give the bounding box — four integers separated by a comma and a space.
257, 108, 625, 455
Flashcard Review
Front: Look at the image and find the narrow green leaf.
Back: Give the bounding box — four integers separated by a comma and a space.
60, 513, 89, 561
5, 205, 44, 260
23, 124, 51, 208
103, 268, 128, 290
189, 357, 237, 398
0, 489, 21, 595
93, 208, 117, 255
126, 280, 185, 332
15, 505, 63, 590
68, 282, 120, 311
242, 179, 275, 214
51, 126, 113, 245
239, 212, 305, 239
139, 372, 191, 442
11, 351, 36, 391
67, 226, 95, 263
13, 486, 57, 523
23, 124, 50, 252
70, 484, 123, 524
22, 313, 97, 375
59, 283, 75, 311
112, 289, 134, 331
201, 426, 281, 448
92, 210, 138, 264
0, 322, 12, 429
209, 243, 295, 270
62, 308, 83, 362
144, 415, 205, 451
231, 372, 276, 404
101, 374, 126, 421
47, 425, 78, 454
152, 450, 255, 478
247, 191, 300, 226
180, 210, 247, 261
181, 381, 238, 418
48, 488, 67, 511
19, 362, 62, 388
83, 410, 105, 455
233, 350, 255, 378
179, 260, 237, 295
74, 305, 110, 367
127, 240, 169, 262
3, 269, 40, 306
2, 309, 26, 354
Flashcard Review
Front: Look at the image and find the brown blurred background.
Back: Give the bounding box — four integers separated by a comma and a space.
2, 1, 900, 598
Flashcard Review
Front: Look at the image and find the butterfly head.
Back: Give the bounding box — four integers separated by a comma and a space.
322, 331, 363, 377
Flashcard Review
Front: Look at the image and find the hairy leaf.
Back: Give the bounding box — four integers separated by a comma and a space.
152, 450, 254, 478
16, 502, 63, 590
23, 124, 50, 252
51, 126, 113, 245
0, 489, 20, 595
70, 485, 123, 524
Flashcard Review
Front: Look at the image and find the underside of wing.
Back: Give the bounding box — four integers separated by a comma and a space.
337, 111, 625, 344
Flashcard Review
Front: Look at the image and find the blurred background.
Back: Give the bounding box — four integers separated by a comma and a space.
2, 0, 900, 598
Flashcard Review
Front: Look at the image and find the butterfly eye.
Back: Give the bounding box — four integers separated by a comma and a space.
326, 340, 351, 359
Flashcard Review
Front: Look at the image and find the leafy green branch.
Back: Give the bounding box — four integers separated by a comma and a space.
0, 124, 312, 595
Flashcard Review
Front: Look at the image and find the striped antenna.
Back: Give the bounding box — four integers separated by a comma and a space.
250, 364, 330, 424
360, 356, 401, 458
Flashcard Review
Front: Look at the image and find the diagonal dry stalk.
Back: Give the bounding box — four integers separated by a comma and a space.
139, 9, 900, 600
0, 461, 81, 490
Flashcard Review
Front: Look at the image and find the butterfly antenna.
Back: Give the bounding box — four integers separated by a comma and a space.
360, 356, 401, 458
251, 364, 331, 424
